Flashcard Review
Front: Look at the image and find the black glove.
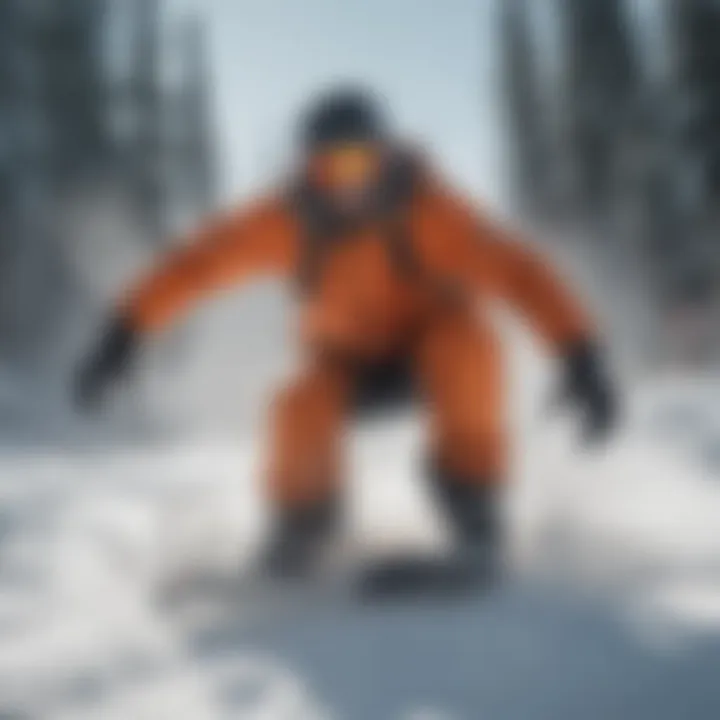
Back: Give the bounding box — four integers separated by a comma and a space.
74, 317, 138, 411
558, 340, 618, 443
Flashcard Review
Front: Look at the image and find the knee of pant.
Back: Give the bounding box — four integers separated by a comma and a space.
272, 381, 311, 426
438, 424, 507, 480
272, 374, 342, 432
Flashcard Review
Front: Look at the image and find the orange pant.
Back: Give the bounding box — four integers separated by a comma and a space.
266, 311, 506, 509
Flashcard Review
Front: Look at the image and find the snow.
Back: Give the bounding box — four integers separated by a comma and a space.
1, 338, 720, 718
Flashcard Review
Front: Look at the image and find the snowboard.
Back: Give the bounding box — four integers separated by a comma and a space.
159, 546, 503, 640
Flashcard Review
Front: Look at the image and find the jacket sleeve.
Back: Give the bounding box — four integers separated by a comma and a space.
120, 197, 297, 333
430, 190, 594, 349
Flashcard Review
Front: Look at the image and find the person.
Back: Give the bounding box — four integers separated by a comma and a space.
76, 87, 617, 580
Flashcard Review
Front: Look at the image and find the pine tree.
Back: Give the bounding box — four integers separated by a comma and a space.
500, 0, 550, 217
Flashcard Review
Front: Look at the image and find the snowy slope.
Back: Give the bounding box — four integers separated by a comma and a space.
1, 338, 720, 719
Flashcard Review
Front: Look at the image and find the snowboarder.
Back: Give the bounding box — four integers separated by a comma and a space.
76, 87, 617, 581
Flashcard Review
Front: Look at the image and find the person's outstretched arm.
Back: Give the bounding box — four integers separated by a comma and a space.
123, 197, 296, 333
429, 188, 617, 441
75, 197, 296, 408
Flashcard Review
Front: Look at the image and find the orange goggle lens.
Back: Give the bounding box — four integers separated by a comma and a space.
309, 145, 382, 189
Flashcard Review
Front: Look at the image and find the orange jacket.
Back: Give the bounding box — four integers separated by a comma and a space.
121, 172, 592, 358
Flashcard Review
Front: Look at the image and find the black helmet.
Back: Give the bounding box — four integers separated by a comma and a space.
300, 86, 390, 152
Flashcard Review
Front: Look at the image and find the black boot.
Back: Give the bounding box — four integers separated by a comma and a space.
429, 462, 503, 582
261, 496, 340, 580
357, 467, 503, 599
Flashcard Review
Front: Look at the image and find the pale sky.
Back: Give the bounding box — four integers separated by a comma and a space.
171, 0, 508, 210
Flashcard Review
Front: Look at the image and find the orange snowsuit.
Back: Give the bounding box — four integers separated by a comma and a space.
121, 165, 591, 509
